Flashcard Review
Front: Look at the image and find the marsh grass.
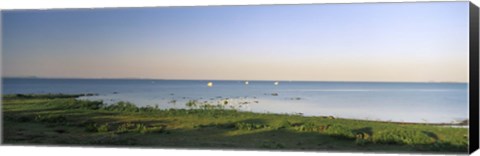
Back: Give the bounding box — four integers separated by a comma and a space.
235, 122, 270, 131
2, 94, 469, 153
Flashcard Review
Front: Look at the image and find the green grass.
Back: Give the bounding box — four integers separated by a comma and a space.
2, 94, 469, 153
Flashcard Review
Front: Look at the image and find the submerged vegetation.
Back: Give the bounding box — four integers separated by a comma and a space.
2, 94, 468, 153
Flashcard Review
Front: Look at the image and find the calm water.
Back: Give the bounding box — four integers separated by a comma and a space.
2, 78, 469, 123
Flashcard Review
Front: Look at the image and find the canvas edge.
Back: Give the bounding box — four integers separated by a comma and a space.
469, 1, 479, 154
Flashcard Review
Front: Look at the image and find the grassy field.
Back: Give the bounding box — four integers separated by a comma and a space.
2, 94, 469, 153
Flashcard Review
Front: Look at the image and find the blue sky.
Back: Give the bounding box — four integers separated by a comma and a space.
1, 2, 470, 82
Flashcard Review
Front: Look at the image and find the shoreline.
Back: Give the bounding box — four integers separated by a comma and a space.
5, 93, 470, 126
78, 93, 468, 126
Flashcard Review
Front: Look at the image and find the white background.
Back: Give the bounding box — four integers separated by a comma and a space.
0, 0, 478, 156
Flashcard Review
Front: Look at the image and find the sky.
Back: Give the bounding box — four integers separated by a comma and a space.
1, 2, 470, 82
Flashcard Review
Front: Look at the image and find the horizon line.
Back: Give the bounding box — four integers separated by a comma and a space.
1, 76, 469, 84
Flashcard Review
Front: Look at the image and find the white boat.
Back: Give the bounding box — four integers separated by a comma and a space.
245, 81, 249, 85
274, 81, 279, 85
207, 82, 213, 87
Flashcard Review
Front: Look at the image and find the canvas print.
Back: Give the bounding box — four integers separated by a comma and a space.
1, 1, 471, 154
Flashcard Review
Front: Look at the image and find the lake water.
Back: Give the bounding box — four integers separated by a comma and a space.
2, 78, 469, 123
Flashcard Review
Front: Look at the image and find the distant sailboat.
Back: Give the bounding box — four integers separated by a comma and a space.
274, 81, 279, 85
245, 81, 249, 85
207, 82, 213, 87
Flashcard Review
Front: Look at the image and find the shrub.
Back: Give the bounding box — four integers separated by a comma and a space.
97, 123, 110, 133
115, 123, 135, 134
135, 124, 149, 134
355, 133, 371, 145
290, 121, 330, 132
84, 123, 110, 133
140, 105, 159, 112
105, 101, 139, 112
372, 129, 435, 145
293, 122, 319, 132
352, 127, 373, 145
199, 104, 224, 110
235, 122, 269, 130
276, 120, 292, 129
185, 100, 197, 108
195, 123, 236, 129
61, 100, 104, 110
113, 123, 154, 134
75, 100, 104, 110
323, 124, 355, 139
34, 114, 67, 124
85, 123, 98, 132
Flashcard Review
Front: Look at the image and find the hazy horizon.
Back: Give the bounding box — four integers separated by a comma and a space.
1, 76, 468, 84
2, 2, 470, 83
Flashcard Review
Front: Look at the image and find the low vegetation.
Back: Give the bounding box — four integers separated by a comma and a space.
2, 94, 468, 153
